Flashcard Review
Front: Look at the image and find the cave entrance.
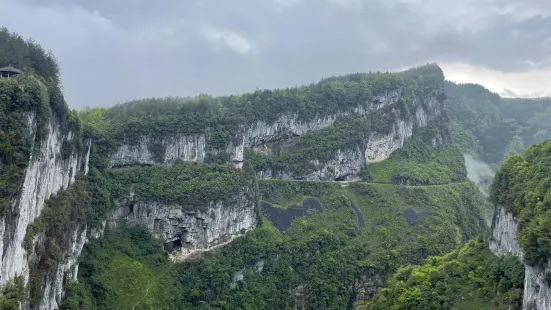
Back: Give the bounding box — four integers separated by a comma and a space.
171, 239, 182, 251
129, 204, 135, 214
334, 175, 347, 181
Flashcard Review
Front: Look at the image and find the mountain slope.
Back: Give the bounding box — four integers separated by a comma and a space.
1, 27, 537, 310
364, 239, 524, 310
366, 137, 551, 310
62, 180, 489, 310
444, 81, 551, 167
44, 63, 496, 310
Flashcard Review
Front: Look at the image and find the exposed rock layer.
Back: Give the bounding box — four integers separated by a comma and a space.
490, 206, 523, 258
40, 221, 88, 310
110, 184, 257, 260
108, 90, 443, 177
0, 113, 90, 309
490, 206, 551, 310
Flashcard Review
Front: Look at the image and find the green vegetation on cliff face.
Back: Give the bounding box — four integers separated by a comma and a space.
60, 63, 494, 309
0, 73, 82, 215
0, 27, 532, 310
364, 239, 524, 310
109, 163, 252, 209
0, 28, 91, 306
367, 144, 465, 185
245, 113, 391, 176
366, 117, 467, 185
245, 112, 402, 177
63, 180, 490, 309
61, 227, 174, 310
24, 168, 112, 306
444, 81, 551, 166
247, 111, 466, 184
25, 176, 91, 306
23, 162, 250, 306
0, 28, 83, 216
80, 64, 445, 153
0, 277, 25, 310
490, 139, 551, 268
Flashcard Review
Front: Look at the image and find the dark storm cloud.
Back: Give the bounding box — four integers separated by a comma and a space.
2, 0, 550, 107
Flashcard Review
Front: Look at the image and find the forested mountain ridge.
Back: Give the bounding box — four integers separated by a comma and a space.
443, 81, 551, 196
86, 63, 448, 184
444, 81, 551, 168
0, 27, 548, 309
0, 27, 61, 86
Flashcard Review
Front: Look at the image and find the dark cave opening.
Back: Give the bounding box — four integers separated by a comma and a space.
171, 239, 182, 251
334, 175, 347, 181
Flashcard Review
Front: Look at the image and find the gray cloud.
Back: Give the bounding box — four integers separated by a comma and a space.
2, 0, 550, 107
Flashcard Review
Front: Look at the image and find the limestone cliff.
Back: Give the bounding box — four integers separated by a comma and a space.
257, 95, 443, 181
39, 221, 88, 310
109, 181, 257, 260
0, 113, 90, 309
490, 206, 551, 310
489, 206, 522, 258
108, 91, 403, 168
109, 87, 445, 184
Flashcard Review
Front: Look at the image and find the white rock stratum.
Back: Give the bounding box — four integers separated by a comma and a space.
490, 206, 551, 310
0, 112, 90, 309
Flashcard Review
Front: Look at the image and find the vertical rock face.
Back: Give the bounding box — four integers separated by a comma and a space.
490, 206, 551, 310
257, 147, 365, 181
107, 90, 445, 182
110, 184, 257, 261
109, 135, 208, 167
364, 103, 437, 164
308, 148, 365, 181
256, 98, 443, 181
39, 221, 88, 310
363, 117, 415, 163
241, 92, 397, 148
0, 117, 87, 288
0, 113, 89, 309
524, 264, 551, 310
489, 206, 523, 258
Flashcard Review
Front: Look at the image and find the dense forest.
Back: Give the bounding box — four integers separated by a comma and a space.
93, 64, 442, 146
0, 27, 80, 216
59, 61, 496, 309
444, 81, 551, 168
368, 137, 551, 309
0, 27, 61, 85
364, 239, 524, 309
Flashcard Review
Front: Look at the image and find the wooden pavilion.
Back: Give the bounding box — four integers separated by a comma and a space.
0, 66, 22, 79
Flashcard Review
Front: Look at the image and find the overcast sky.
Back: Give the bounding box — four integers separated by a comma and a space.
1, 0, 550, 108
